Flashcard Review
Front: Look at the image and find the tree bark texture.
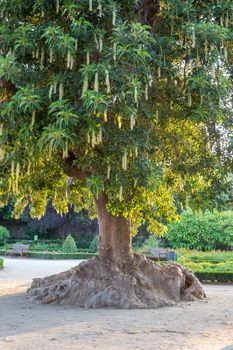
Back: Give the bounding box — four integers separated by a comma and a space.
96, 193, 133, 263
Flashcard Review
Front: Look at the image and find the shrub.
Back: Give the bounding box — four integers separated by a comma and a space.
89, 235, 99, 251
0, 226, 10, 246
62, 234, 78, 253
0, 258, 3, 269
76, 234, 96, 249
166, 210, 233, 251
140, 235, 159, 252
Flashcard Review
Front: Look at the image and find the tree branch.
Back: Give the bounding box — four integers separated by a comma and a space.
141, 0, 160, 27
62, 151, 89, 184
0, 79, 17, 103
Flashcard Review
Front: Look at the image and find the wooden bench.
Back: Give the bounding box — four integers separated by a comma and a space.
144, 248, 177, 261
145, 248, 169, 261
6, 244, 30, 257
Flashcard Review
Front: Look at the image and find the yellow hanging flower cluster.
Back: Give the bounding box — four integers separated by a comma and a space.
30, 192, 48, 219
122, 151, 128, 171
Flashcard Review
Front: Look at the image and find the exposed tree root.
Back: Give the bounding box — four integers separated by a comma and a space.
27, 254, 206, 309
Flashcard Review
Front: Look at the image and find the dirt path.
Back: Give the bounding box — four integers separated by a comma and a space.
0, 258, 232, 350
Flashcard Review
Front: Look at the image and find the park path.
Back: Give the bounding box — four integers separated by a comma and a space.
0, 257, 233, 350
0, 257, 82, 281
0, 257, 83, 295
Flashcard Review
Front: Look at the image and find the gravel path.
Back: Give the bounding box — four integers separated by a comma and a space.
0, 257, 233, 350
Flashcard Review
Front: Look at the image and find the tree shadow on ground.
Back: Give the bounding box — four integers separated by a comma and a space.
0, 288, 233, 350
0, 291, 89, 338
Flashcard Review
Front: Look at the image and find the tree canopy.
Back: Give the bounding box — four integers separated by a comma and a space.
0, 0, 232, 236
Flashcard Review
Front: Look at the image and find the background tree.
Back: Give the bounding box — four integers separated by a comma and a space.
166, 209, 233, 251
0, 0, 232, 308
0, 199, 98, 243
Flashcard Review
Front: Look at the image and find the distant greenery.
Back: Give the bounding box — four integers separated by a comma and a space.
0, 200, 97, 244
1, 238, 97, 254
62, 234, 78, 253
178, 255, 233, 272
0, 226, 10, 246
166, 210, 233, 251
76, 233, 97, 249
139, 235, 159, 252
167, 249, 233, 282
89, 235, 99, 251
29, 242, 62, 252
24, 227, 49, 240
176, 248, 233, 261
28, 252, 96, 259
195, 271, 233, 283
140, 239, 233, 282
176, 253, 233, 282
0, 200, 15, 220
0, 258, 3, 269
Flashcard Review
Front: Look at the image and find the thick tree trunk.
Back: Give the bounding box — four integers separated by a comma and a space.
27, 190, 206, 308
96, 193, 132, 263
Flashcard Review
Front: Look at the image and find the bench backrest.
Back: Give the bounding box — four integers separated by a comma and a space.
11, 244, 29, 252
149, 248, 168, 257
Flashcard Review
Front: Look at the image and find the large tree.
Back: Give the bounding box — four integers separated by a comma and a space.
0, 0, 232, 308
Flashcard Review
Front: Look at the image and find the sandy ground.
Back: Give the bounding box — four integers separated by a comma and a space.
0, 258, 232, 350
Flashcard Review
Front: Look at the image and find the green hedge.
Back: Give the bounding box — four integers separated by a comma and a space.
190, 258, 233, 264
0, 258, 3, 269
0, 249, 5, 255
0, 248, 97, 259
3, 241, 97, 253
28, 251, 97, 259
195, 271, 233, 283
